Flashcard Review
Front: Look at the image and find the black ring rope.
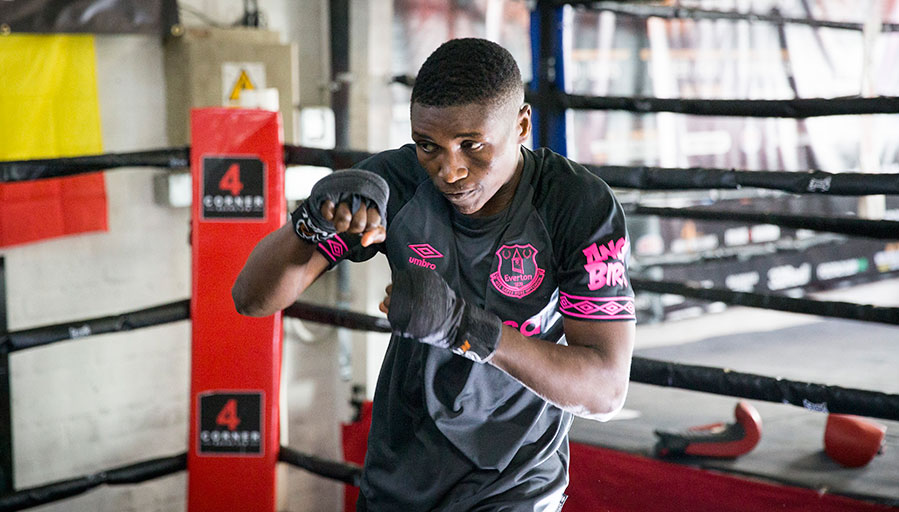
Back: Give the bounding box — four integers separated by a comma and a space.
283, 301, 391, 333
282, 145, 375, 172
556, 1, 899, 33
392, 74, 899, 119
629, 233, 846, 270
282, 304, 899, 421
630, 278, 899, 326
630, 205, 899, 240
0, 148, 189, 182
0, 300, 190, 354
557, 92, 899, 118
0, 453, 186, 512
4, 146, 899, 198
9, 278, 896, 357
630, 357, 899, 421
587, 165, 899, 196
278, 446, 362, 486
0, 446, 367, 511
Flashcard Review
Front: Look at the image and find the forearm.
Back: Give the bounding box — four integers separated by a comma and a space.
232, 223, 328, 317
489, 326, 632, 420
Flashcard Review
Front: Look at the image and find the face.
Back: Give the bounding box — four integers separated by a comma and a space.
410, 99, 531, 217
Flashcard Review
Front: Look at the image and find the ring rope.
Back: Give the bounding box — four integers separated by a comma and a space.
0, 453, 186, 512
0, 446, 367, 512
555, 1, 899, 32
283, 301, 391, 333
630, 278, 899, 326
0, 148, 189, 182
9, 298, 899, 419
0, 300, 190, 353
630, 205, 899, 240
7, 283, 896, 358
278, 446, 362, 486
631, 356, 899, 421
392, 76, 899, 118
282, 145, 374, 173
630, 233, 847, 270
587, 165, 899, 196
4, 146, 899, 198
283, 304, 899, 420
555, 92, 899, 118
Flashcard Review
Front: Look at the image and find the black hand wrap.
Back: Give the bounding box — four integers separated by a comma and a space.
290, 169, 389, 243
388, 267, 502, 363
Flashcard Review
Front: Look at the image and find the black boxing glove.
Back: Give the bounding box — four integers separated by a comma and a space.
291, 169, 389, 243
388, 267, 502, 363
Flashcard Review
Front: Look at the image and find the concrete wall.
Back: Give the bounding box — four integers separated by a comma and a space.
2, 2, 357, 511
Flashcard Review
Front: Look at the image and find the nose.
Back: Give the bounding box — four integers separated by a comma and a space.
437, 150, 468, 184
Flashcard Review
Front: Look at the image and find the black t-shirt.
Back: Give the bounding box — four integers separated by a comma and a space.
316, 144, 634, 511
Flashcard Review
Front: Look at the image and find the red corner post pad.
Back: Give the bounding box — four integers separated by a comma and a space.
188, 108, 285, 512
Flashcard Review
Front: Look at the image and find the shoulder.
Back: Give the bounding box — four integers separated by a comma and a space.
528, 147, 618, 216
525, 149, 631, 296
356, 144, 430, 216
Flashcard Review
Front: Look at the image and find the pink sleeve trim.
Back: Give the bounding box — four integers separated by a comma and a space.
559, 291, 635, 320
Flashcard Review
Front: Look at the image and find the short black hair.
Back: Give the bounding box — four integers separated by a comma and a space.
411, 38, 523, 109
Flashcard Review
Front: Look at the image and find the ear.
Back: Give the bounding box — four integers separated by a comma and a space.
516, 103, 532, 143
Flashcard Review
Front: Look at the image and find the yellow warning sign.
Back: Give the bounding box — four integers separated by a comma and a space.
221, 62, 266, 105
228, 70, 255, 101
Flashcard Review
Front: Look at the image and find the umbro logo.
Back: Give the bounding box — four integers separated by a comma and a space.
408, 243, 442, 270
408, 243, 443, 259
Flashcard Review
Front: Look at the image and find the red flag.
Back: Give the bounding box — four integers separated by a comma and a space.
0, 174, 107, 247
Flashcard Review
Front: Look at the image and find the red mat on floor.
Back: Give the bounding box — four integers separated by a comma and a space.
342, 402, 892, 511
567, 442, 893, 512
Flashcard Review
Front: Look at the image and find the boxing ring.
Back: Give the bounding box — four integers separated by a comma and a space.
2, 1, 899, 511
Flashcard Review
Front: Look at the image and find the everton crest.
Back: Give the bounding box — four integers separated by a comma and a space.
490, 243, 545, 298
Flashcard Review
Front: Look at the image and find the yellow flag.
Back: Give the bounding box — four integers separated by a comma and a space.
0, 34, 103, 159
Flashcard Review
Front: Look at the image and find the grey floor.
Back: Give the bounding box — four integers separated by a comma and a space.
571, 278, 899, 506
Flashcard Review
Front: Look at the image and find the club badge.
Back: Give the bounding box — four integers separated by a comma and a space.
490, 243, 545, 298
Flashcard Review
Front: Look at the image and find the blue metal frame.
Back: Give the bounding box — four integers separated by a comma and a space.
529, 1, 568, 156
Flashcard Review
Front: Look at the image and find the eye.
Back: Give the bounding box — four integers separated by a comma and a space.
462, 140, 484, 151
416, 141, 437, 153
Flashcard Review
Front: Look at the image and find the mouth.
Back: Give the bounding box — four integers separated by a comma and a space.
443, 189, 477, 202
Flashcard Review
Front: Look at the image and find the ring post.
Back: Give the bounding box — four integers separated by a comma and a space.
188, 108, 285, 511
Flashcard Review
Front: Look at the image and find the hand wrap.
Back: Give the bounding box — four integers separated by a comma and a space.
290, 169, 389, 243
388, 267, 502, 363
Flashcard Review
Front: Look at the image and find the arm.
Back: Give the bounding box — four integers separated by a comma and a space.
232, 223, 330, 317
233, 200, 385, 317
380, 278, 634, 420
488, 319, 635, 421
